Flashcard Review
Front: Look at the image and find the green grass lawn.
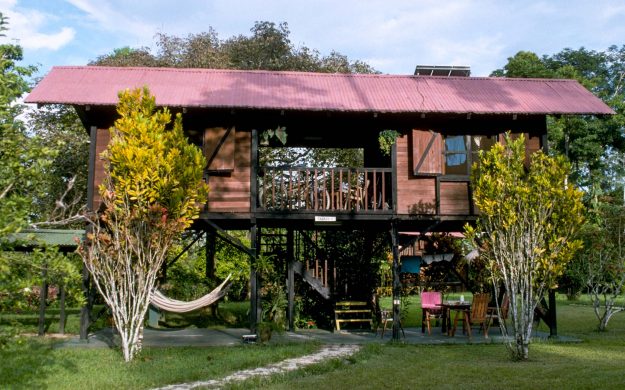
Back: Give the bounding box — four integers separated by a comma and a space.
240, 296, 625, 390
0, 340, 319, 389
2, 295, 625, 389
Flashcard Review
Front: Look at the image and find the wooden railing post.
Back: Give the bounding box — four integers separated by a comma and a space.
256, 166, 393, 213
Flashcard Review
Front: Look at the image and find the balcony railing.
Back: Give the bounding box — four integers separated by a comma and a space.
258, 167, 393, 212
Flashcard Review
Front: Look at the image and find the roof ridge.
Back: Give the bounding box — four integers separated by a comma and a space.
53, 66, 579, 83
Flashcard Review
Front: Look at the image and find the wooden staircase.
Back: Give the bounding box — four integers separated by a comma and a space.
294, 230, 334, 300
292, 260, 331, 299
258, 229, 334, 300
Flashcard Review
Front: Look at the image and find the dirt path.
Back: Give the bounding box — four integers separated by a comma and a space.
153, 344, 361, 390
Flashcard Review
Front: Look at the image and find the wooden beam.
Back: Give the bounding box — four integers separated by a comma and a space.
37, 264, 48, 336
548, 289, 558, 338
390, 221, 402, 340
167, 230, 205, 268
249, 225, 260, 331
79, 263, 94, 341
204, 219, 255, 258
86, 126, 97, 211
205, 229, 216, 279
287, 228, 295, 331
251, 128, 258, 215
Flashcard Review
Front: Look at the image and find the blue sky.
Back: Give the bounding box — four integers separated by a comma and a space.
2, 0, 625, 79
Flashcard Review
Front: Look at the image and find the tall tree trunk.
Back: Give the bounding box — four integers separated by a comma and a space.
79, 264, 93, 340
38, 265, 48, 336
58, 284, 66, 334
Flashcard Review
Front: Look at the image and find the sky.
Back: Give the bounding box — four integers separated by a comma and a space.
1, 0, 625, 79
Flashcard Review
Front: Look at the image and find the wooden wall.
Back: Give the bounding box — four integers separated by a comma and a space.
91, 128, 110, 209
396, 133, 438, 215
205, 129, 251, 212
89, 127, 252, 214
396, 129, 544, 217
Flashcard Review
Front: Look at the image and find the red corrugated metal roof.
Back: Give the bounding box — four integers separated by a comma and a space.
25, 66, 614, 115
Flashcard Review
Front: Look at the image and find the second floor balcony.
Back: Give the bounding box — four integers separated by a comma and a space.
257, 167, 393, 213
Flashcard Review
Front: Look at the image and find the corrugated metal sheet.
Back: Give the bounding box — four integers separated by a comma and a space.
5, 229, 84, 248
25, 66, 614, 115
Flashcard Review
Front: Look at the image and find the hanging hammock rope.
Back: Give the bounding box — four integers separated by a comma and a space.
150, 274, 232, 313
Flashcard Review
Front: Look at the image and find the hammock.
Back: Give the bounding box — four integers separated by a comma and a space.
150, 274, 232, 313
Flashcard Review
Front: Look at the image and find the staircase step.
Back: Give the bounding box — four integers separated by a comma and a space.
293, 261, 331, 299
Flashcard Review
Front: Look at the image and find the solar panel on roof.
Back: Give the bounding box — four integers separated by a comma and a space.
414, 65, 471, 77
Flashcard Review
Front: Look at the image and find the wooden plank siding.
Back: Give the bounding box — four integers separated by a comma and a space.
412, 129, 442, 175
205, 130, 251, 212
396, 133, 437, 215
204, 127, 235, 172
439, 181, 470, 215
90, 127, 252, 214
91, 128, 110, 208
395, 129, 545, 218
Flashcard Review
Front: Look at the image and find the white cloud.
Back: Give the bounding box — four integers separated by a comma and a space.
20, 27, 75, 50
65, 0, 158, 42
0, 1, 75, 50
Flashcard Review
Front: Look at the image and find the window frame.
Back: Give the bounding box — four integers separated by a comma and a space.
442, 134, 498, 177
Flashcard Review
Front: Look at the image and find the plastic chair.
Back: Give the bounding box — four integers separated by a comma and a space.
421, 291, 442, 335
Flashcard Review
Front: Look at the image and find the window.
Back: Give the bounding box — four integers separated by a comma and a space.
443, 135, 497, 175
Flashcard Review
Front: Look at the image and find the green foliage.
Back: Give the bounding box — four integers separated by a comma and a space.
213, 232, 251, 300
80, 87, 209, 361
466, 134, 584, 359
0, 13, 52, 236
91, 21, 377, 74
469, 134, 584, 288
571, 197, 625, 330
259, 126, 287, 146
0, 15, 82, 337
25, 105, 89, 223
0, 249, 83, 312
104, 87, 209, 226
163, 232, 250, 302
378, 130, 399, 156
491, 51, 553, 78
491, 46, 625, 190
255, 254, 287, 330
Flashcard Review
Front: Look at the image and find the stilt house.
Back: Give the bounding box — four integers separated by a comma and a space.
26, 66, 613, 338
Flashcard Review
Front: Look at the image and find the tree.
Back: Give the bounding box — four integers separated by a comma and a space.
465, 134, 584, 360
0, 13, 48, 236
89, 46, 160, 67
26, 104, 89, 225
90, 21, 375, 168
0, 15, 83, 344
490, 51, 554, 78
491, 47, 625, 191
78, 87, 208, 361
574, 199, 625, 331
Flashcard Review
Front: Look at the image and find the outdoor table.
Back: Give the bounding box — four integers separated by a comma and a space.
438, 301, 471, 335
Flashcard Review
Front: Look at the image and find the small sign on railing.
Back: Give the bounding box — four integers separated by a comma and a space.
315, 216, 337, 223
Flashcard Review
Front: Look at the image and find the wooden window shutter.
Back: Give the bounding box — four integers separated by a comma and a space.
203, 127, 235, 172
412, 129, 442, 175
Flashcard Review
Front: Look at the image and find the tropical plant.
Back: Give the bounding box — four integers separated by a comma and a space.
78, 87, 208, 362
0, 12, 47, 236
465, 134, 584, 360
575, 198, 625, 330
